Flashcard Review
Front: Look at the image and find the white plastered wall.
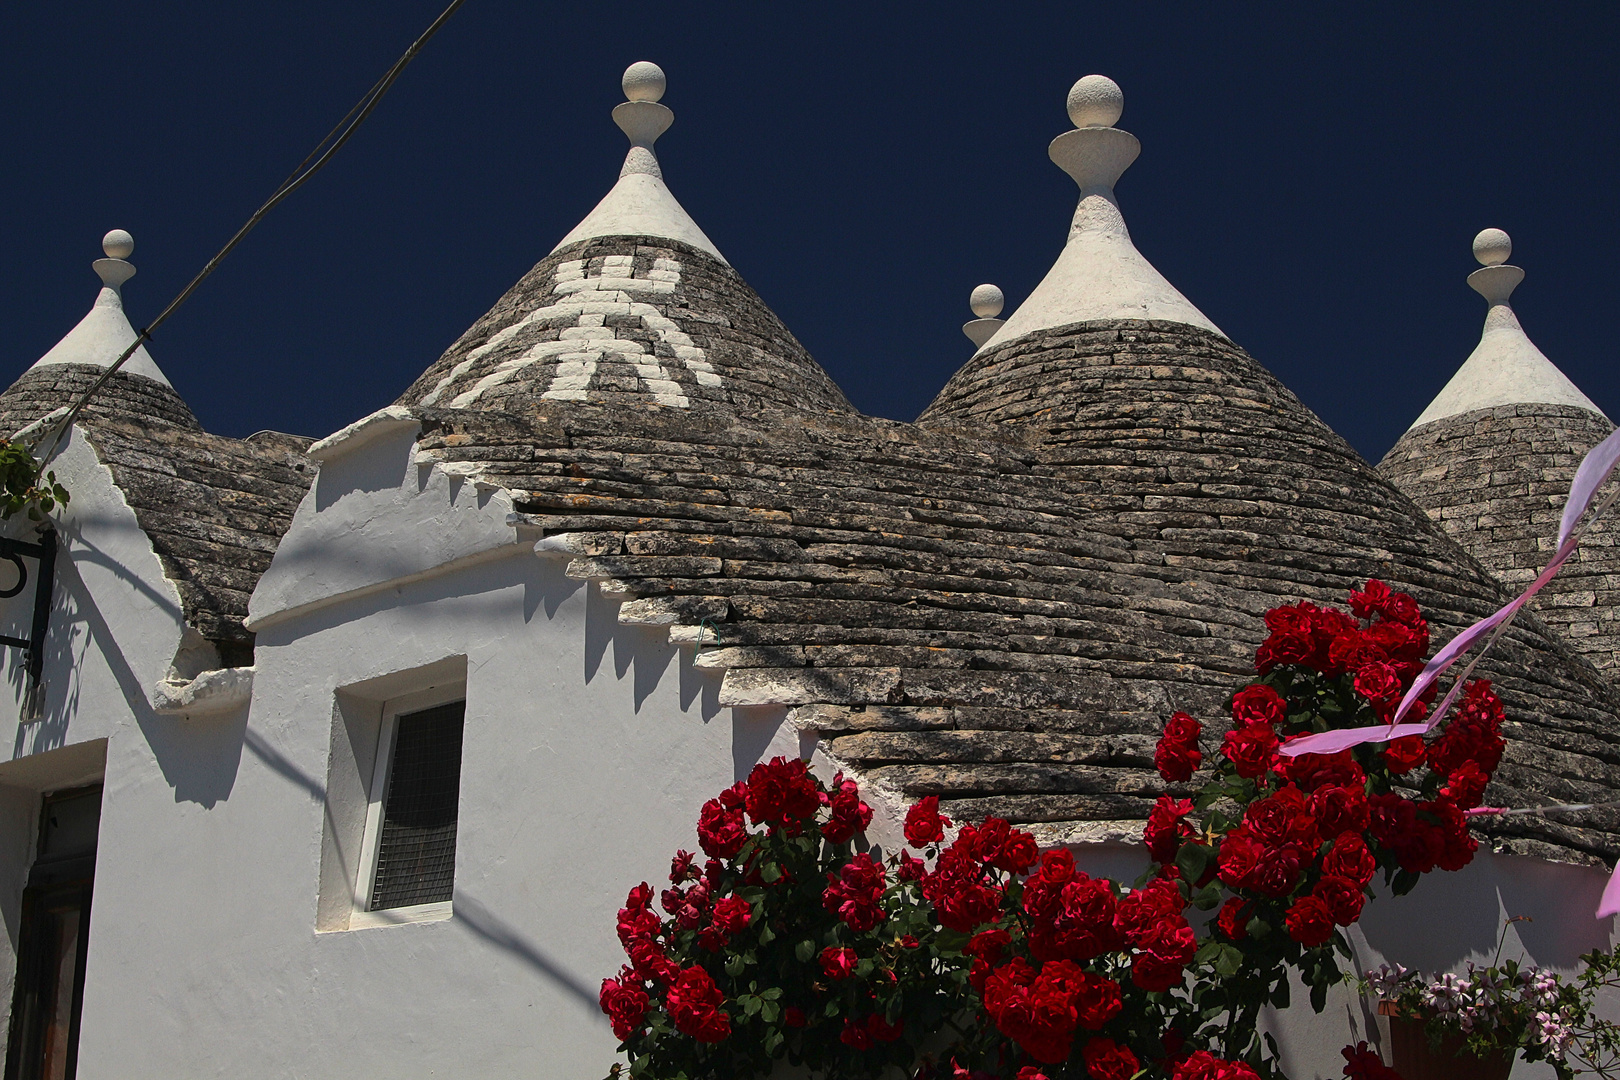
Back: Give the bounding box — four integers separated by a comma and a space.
0, 425, 235, 1072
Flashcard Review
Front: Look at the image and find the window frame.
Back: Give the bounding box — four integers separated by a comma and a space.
350, 684, 465, 929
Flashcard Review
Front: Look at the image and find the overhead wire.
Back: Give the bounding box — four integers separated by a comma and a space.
36, 0, 468, 464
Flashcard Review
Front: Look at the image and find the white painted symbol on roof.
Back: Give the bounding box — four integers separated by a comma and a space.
418, 256, 721, 409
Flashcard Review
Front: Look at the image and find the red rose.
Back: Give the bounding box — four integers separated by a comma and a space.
1330, 632, 1386, 674
1312, 875, 1365, 926
1429, 799, 1479, 872
1243, 786, 1318, 849
1173, 1051, 1262, 1080
820, 946, 858, 980
965, 928, 1012, 992
1282, 749, 1365, 792
982, 957, 1079, 1064
1382, 735, 1427, 775
924, 844, 1003, 932
1131, 919, 1196, 992
1037, 848, 1076, 885
744, 757, 821, 833
865, 1013, 904, 1043
627, 938, 680, 986
1231, 684, 1286, 728
840, 1017, 873, 1050
1380, 583, 1423, 622
1115, 877, 1184, 943
1244, 843, 1304, 898
665, 966, 731, 1043
1341, 1040, 1403, 1080
1216, 897, 1250, 941
1285, 895, 1335, 947
1073, 973, 1123, 1029
697, 798, 748, 859
1310, 784, 1370, 837
599, 974, 650, 1041
1428, 680, 1506, 776
711, 895, 751, 936
1155, 711, 1204, 782
1440, 761, 1489, 809
1217, 831, 1264, 889
1258, 631, 1314, 672
993, 828, 1040, 873
1353, 661, 1403, 707
904, 795, 951, 847
1024, 870, 1122, 962
823, 852, 887, 932
784, 1006, 807, 1028
822, 772, 874, 843
1017, 1069, 1049, 1080
1143, 796, 1195, 864
1264, 606, 1314, 637
1323, 832, 1377, 886
1083, 1037, 1140, 1080
1348, 579, 1391, 620
1221, 724, 1280, 779
669, 849, 698, 883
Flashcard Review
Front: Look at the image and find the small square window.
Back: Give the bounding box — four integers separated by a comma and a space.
352, 694, 465, 925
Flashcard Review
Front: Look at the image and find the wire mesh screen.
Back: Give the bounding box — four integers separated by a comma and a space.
371, 701, 465, 910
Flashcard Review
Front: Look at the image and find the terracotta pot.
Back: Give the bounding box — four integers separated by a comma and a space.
1378, 1001, 1514, 1080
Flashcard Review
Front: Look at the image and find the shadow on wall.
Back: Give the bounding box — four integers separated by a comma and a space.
312, 429, 414, 513
1355, 853, 1617, 973
452, 891, 606, 1017
583, 579, 722, 721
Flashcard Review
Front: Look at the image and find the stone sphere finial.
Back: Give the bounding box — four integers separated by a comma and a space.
102, 229, 134, 260
1473, 228, 1512, 267
969, 283, 1005, 319
1066, 75, 1123, 128
622, 62, 667, 103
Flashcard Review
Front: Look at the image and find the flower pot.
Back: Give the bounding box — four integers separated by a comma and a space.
1378, 1001, 1514, 1080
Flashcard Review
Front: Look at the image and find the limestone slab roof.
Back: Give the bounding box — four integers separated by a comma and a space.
408, 317, 1620, 867
0, 364, 313, 656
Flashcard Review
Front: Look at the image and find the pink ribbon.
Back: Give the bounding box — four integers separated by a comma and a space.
1254, 428, 1620, 918
1281, 426, 1620, 759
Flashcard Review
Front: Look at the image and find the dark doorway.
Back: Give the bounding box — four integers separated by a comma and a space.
4, 787, 101, 1080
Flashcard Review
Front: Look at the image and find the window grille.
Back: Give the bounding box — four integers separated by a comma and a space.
369, 701, 464, 911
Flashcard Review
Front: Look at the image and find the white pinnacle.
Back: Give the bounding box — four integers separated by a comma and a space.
1408, 229, 1605, 429
551, 63, 726, 263
975, 75, 1223, 354
30, 230, 174, 387
963, 284, 1007, 347
969, 284, 1005, 318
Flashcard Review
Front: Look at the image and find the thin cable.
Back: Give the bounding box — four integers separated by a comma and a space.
37, 0, 467, 463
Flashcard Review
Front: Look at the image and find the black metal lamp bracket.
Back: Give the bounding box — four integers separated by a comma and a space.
0, 532, 56, 722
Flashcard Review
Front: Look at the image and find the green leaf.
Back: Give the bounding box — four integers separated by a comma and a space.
761, 1000, 779, 1024
760, 862, 782, 883
1175, 842, 1213, 884
758, 925, 776, 945
795, 940, 815, 963
724, 955, 745, 977
1215, 945, 1243, 977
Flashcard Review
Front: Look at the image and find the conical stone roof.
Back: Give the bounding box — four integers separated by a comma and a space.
1380, 231, 1620, 673
393, 79, 1620, 866
396, 64, 853, 419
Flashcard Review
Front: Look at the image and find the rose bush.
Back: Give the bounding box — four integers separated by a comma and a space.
603, 582, 1508, 1079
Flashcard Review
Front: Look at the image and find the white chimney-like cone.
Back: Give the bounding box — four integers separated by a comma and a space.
975, 75, 1223, 354
550, 62, 726, 263
28, 229, 174, 388
1407, 229, 1605, 429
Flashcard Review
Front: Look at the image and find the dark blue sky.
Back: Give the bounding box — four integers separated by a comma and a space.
4, 3, 1617, 461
